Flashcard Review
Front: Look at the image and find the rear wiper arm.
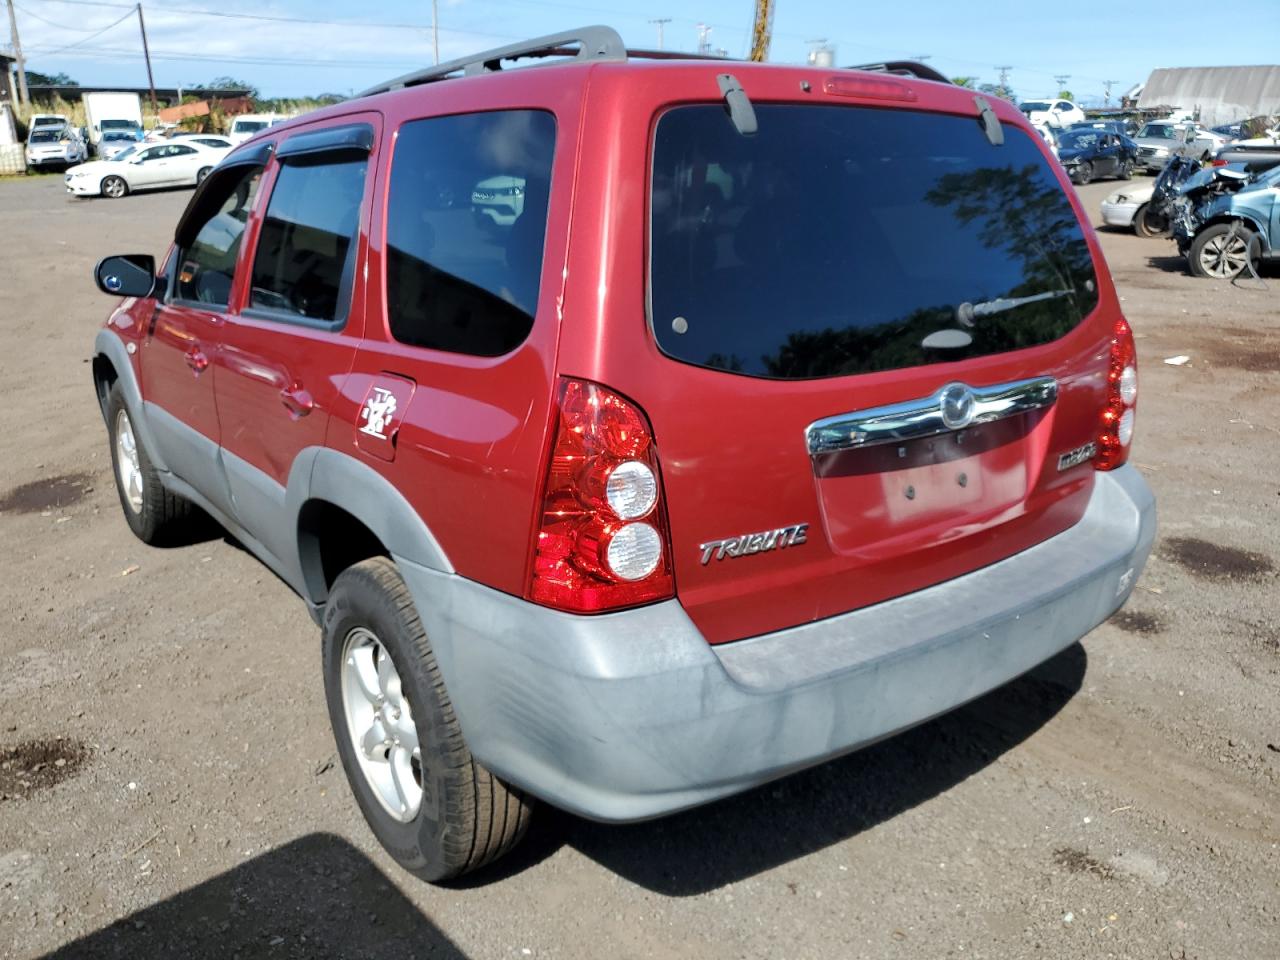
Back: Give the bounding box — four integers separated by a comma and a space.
956, 289, 1073, 325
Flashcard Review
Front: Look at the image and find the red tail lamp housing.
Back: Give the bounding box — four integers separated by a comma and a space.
529, 378, 674, 613
1095, 318, 1138, 470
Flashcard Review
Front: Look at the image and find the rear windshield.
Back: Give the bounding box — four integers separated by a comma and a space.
650, 104, 1099, 380
235, 120, 268, 133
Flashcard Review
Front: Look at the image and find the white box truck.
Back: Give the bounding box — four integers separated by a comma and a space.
83, 92, 144, 158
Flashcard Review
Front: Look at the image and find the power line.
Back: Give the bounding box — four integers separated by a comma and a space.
13, 1, 118, 31
38, 0, 507, 38
26, 6, 134, 57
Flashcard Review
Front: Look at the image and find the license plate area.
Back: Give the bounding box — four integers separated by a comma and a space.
811, 415, 1039, 556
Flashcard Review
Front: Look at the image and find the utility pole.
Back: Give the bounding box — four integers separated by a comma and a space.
696, 23, 711, 56
1103, 79, 1118, 107
1054, 73, 1070, 95
5, 0, 29, 108
913, 54, 931, 61
431, 0, 439, 64
648, 18, 670, 50
996, 65, 1012, 99
136, 4, 157, 114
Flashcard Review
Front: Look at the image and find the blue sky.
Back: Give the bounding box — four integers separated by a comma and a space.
11, 0, 1279, 102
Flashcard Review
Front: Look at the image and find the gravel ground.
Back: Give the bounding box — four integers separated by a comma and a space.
0, 173, 1277, 960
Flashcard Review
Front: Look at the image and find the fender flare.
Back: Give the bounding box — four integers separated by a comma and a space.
286, 446, 454, 605
93, 328, 170, 473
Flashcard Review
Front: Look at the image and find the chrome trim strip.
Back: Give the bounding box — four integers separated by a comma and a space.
805, 376, 1059, 455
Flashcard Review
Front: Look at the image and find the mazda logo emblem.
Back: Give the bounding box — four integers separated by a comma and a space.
939, 383, 976, 430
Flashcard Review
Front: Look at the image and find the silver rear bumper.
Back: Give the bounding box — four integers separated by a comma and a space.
398, 466, 1156, 822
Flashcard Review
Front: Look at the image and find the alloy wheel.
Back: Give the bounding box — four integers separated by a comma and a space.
340, 627, 423, 822
114, 408, 144, 514
1199, 233, 1250, 279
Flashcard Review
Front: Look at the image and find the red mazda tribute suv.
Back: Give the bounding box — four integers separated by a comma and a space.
91, 28, 1155, 881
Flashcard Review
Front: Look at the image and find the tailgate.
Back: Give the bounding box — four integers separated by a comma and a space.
644, 100, 1112, 644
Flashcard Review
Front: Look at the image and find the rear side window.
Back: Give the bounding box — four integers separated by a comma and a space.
385, 110, 556, 357
650, 104, 1099, 380
249, 156, 368, 324
175, 166, 262, 307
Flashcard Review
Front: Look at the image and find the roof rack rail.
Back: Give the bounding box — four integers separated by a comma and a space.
846, 60, 952, 85
357, 25, 628, 98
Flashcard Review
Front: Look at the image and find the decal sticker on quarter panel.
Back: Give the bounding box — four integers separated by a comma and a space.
355, 375, 416, 462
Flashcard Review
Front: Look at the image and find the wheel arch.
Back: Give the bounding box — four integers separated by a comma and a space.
93, 328, 169, 472
289, 448, 454, 606
1200, 214, 1270, 254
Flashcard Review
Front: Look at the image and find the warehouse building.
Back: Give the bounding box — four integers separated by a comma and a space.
1138, 65, 1280, 128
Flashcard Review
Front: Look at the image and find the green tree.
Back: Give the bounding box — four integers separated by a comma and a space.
1058, 89, 1074, 101
25, 70, 77, 86
186, 76, 259, 98
978, 82, 1014, 102
951, 76, 977, 89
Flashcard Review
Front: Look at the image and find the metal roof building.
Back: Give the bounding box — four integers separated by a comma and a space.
1138, 65, 1280, 127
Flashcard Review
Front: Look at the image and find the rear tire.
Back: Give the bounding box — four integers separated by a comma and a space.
322, 557, 532, 883
196, 166, 212, 184
1188, 222, 1257, 279
1132, 202, 1170, 239
101, 175, 128, 199
106, 383, 197, 544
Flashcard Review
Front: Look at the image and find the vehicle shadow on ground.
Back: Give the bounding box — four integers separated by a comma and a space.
39, 834, 466, 960
494, 643, 1087, 896
1146, 254, 1189, 274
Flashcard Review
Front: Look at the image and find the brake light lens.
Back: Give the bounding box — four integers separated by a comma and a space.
529, 379, 674, 612
1095, 318, 1138, 470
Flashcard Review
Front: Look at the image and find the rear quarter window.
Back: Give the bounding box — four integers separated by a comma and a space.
650, 103, 1099, 379
384, 110, 556, 357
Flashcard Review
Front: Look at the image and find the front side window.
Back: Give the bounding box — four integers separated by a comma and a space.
650, 104, 1099, 380
385, 110, 556, 357
248, 155, 368, 324
175, 165, 263, 307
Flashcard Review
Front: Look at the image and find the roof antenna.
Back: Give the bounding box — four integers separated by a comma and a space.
717, 74, 758, 136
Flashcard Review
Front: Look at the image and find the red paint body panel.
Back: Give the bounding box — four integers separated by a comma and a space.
342, 76, 587, 598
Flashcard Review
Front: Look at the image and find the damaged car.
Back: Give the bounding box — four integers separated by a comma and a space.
1169, 163, 1280, 279
1057, 128, 1138, 184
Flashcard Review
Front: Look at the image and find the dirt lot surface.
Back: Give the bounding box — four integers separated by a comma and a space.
1, 173, 1277, 960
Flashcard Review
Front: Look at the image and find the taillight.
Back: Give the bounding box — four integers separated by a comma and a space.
1095, 318, 1138, 470
529, 378, 674, 613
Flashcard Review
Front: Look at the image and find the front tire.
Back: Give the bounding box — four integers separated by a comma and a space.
106, 383, 197, 543
322, 557, 532, 883
1073, 161, 1093, 186
1118, 159, 1133, 180
1188, 222, 1257, 279
101, 175, 128, 199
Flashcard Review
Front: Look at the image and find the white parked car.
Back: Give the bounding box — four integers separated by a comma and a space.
30, 113, 70, 132
1100, 182, 1171, 238
227, 113, 288, 145
25, 126, 88, 169
1019, 99, 1086, 129
64, 140, 230, 199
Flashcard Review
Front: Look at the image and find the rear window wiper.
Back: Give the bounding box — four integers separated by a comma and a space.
956, 288, 1073, 325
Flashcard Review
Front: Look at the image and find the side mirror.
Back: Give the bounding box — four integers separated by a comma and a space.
95, 254, 158, 298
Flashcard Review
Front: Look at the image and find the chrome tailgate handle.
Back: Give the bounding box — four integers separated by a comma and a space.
806, 376, 1058, 455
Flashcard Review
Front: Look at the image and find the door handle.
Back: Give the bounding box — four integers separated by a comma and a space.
280, 382, 314, 418
184, 346, 209, 374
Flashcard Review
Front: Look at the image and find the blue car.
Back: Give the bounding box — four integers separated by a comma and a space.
1177, 165, 1280, 278
1056, 128, 1140, 185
